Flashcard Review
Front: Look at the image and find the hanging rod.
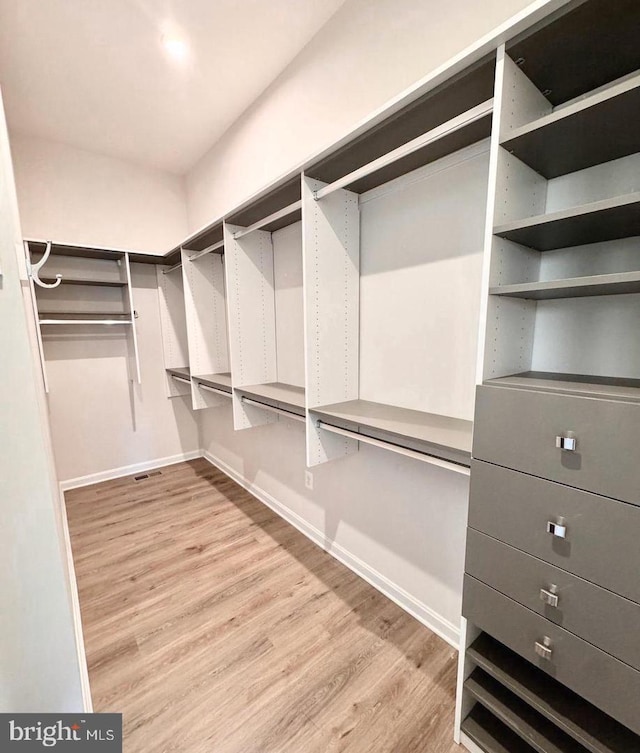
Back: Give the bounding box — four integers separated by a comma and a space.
39, 319, 133, 326
197, 382, 232, 398
314, 98, 494, 201
172, 375, 191, 385
315, 420, 470, 475
187, 240, 224, 261
232, 200, 302, 240
163, 262, 182, 274
240, 396, 305, 422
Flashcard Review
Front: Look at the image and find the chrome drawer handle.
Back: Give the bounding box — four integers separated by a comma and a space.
535, 637, 553, 660
547, 518, 567, 539
556, 435, 577, 451
540, 585, 559, 608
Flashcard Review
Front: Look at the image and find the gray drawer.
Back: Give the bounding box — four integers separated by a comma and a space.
466, 529, 640, 671
463, 575, 640, 736
473, 385, 640, 504
468, 460, 640, 605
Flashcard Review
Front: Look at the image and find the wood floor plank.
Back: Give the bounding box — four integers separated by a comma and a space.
65, 458, 461, 753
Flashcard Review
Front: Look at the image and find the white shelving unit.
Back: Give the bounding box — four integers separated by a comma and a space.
25, 241, 142, 392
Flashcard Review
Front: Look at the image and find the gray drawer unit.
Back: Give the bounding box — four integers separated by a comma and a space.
473, 385, 640, 505
466, 529, 640, 671
468, 460, 640, 605
463, 575, 640, 736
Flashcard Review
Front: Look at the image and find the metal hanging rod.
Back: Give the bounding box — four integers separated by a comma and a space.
39, 319, 133, 326
315, 420, 470, 475
172, 375, 191, 385
314, 99, 494, 201
240, 396, 305, 423
197, 383, 232, 398
187, 240, 224, 261
232, 200, 302, 240
163, 262, 182, 274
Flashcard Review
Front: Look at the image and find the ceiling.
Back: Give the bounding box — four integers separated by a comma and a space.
0, 0, 346, 174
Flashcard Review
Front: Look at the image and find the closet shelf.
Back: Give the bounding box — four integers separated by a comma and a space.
40, 276, 128, 287
37, 311, 131, 317
462, 704, 535, 753
467, 633, 639, 753
489, 270, 640, 300
485, 372, 640, 404
493, 192, 640, 251
195, 372, 232, 394
501, 74, 640, 178
39, 319, 131, 326
311, 399, 472, 466
466, 669, 588, 753
237, 382, 305, 416
166, 367, 191, 380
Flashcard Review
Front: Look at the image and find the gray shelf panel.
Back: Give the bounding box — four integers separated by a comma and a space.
468, 633, 640, 753
493, 193, 640, 251
195, 373, 232, 393
40, 277, 128, 287
166, 367, 190, 379
466, 669, 592, 753
308, 57, 495, 191
237, 382, 305, 416
312, 399, 472, 465
485, 372, 640, 404
37, 311, 131, 317
501, 80, 640, 179
507, 0, 640, 107
489, 271, 640, 300
462, 704, 535, 753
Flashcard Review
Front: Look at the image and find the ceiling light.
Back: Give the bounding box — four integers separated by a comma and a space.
162, 35, 189, 63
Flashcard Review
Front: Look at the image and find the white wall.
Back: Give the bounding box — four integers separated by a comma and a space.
10, 132, 186, 253
0, 93, 84, 711
9, 133, 199, 483
186, 0, 533, 228
202, 409, 469, 643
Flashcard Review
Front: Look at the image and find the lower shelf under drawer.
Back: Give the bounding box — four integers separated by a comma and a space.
467, 633, 640, 753
463, 575, 640, 736
462, 703, 537, 753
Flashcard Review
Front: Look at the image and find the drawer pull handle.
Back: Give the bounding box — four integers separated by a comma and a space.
547, 519, 567, 539
556, 435, 577, 451
535, 637, 553, 661
540, 585, 559, 608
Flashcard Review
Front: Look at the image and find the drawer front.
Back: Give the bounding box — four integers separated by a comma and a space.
468, 460, 640, 605
473, 385, 640, 504
463, 575, 640, 736
466, 529, 640, 671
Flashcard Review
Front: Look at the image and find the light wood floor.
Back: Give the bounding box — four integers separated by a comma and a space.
65, 458, 461, 753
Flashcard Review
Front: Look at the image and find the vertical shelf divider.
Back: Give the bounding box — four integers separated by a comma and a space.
302, 174, 360, 467
224, 222, 278, 430
124, 252, 141, 385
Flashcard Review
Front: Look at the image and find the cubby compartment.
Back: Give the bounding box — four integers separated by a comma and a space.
157, 260, 191, 398
180, 222, 231, 410
481, 44, 640, 393
27, 242, 141, 392
305, 136, 489, 470
225, 185, 305, 429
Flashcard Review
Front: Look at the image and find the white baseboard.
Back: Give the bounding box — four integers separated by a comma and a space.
59, 450, 202, 492
202, 450, 460, 649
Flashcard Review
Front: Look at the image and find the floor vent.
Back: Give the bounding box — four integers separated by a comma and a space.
133, 470, 162, 482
